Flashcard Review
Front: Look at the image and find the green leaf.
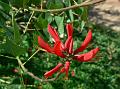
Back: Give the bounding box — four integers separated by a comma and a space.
55, 16, 64, 36
81, 7, 88, 21
33, 33, 38, 48
29, 0, 41, 5
22, 0, 29, 8
80, 21, 85, 31
35, 15, 48, 29
42, 83, 53, 89
12, 16, 21, 44
3, 38, 26, 56
46, 0, 63, 9
0, 84, 25, 89
0, 1, 11, 13
63, 0, 69, 6
9, 0, 30, 8
69, 0, 74, 22
0, 10, 10, 20
0, 1, 11, 25
78, 0, 84, 3
45, 13, 53, 23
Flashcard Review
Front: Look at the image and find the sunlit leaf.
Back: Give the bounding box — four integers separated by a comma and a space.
68, 0, 74, 22
55, 16, 64, 36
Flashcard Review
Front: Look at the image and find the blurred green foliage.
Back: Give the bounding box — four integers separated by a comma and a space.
0, 0, 120, 89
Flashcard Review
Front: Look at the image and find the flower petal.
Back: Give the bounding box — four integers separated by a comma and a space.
53, 41, 66, 58
69, 38, 73, 54
65, 36, 72, 50
48, 24, 60, 42
66, 24, 73, 37
64, 36, 73, 54
60, 67, 65, 73
44, 63, 63, 78
74, 48, 99, 62
65, 61, 70, 77
38, 36, 53, 53
71, 70, 75, 77
74, 30, 92, 54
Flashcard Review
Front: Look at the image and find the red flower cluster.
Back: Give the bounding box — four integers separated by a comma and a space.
38, 24, 99, 78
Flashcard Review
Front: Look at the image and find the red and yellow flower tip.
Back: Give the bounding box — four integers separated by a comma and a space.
44, 63, 63, 78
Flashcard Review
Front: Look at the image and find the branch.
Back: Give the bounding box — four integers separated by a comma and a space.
23, 48, 41, 65
16, 56, 61, 82
29, 0, 105, 13
23, 11, 34, 34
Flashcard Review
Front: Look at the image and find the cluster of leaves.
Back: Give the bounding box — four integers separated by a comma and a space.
0, 0, 120, 89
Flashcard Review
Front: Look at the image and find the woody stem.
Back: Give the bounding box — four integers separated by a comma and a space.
16, 56, 62, 82
29, 0, 105, 13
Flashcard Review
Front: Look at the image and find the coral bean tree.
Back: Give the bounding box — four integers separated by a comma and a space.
17, 22, 100, 82
0, 0, 108, 88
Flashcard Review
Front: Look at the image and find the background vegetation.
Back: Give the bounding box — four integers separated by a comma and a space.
0, 0, 120, 89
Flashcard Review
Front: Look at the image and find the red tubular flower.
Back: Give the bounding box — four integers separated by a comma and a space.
38, 36, 53, 53
48, 24, 60, 42
66, 24, 73, 37
38, 24, 99, 61
65, 61, 70, 77
44, 63, 63, 78
71, 70, 75, 77
65, 23, 74, 54
38, 24, 100, 79
65, 36, 72, 52
60, 67, 65, 73
65, 36, 72, 49
53, 41, 66, 58
69, 38, 73, 54
74, 30, 92, 54
74, 48, 99, 62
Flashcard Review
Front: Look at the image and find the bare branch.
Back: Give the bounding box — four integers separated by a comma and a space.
29, 0, 105, 13
16, 56, 61, 82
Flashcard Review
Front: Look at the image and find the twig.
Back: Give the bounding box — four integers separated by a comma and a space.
20, 24, 35, 31
29, 0, 105, 13
23, 48, 47, 65
23, 11, 34, 34
0, 54, 16, 60
16, 56, 61, 82
23, 48, 40, 65
0, 84, 36, 88
0, 79, 11, 84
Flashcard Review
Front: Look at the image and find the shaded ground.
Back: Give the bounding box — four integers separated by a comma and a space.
90, 0, 120, 31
